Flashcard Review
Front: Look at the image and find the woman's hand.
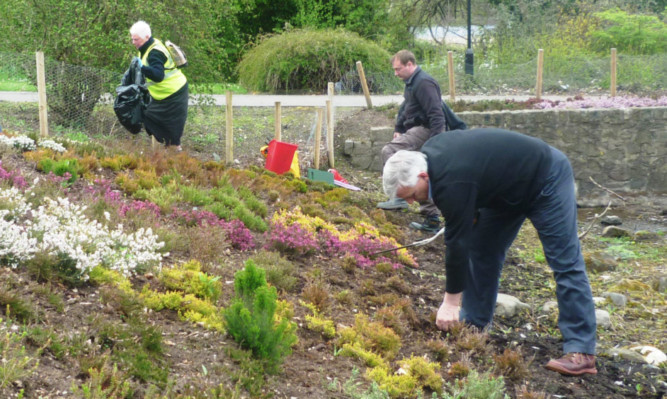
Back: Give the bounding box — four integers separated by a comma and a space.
435, 292, 462, 331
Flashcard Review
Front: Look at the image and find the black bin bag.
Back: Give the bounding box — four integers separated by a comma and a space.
114, 58, 151, 134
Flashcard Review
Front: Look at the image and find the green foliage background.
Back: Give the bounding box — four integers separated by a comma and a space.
0, 0, 664, 93
0, 0, 244, 84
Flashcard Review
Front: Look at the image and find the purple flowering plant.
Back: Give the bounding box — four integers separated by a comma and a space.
170, 208, 255, 251
0, 161, 29, 190
266, 207, 417, 269
534, 95, 667, 110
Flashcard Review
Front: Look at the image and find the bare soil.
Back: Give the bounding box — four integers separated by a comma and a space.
1, 106, 665, 398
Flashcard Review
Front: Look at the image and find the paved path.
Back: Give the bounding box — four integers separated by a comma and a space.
0, 91, 578, 107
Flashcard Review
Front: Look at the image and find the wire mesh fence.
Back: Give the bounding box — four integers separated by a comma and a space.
1, 49, 665, 169
423, 51, 667, 95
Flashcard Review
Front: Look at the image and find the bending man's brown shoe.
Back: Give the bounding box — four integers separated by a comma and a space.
545, 353, 597, 376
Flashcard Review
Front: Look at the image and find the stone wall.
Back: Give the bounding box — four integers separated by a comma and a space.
342, 107, 667, 202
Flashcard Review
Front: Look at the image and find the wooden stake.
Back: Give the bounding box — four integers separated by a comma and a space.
35, 51, 49, 137
447, 51, 456, 102
314, 108, 324, 170
610, 48, 617, 97
535, 49, 544, 100
355, 61, 373, 109
327, 81, 335, 130
274, 101, 282, 141
326, 99, 334, 168
225, 91, 233, 163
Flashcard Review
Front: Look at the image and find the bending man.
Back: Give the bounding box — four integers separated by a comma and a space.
382, 128, 597, 376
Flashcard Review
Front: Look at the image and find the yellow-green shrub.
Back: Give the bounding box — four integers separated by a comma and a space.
159, 260, 222, 303
365, 356, 442, 398
301, 301, 336, 339
337, 313, 401, 361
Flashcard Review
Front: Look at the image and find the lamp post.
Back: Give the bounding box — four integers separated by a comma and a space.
465, 0, 474, 75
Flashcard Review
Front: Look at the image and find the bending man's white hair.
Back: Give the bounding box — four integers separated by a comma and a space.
382, 150, 428, 199
130, 20, 151, 38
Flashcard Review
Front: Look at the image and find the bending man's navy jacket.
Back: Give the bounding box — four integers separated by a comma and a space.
421, 128, 553, 293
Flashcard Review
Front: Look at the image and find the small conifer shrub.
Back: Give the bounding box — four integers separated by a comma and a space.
223, 260, 297, 373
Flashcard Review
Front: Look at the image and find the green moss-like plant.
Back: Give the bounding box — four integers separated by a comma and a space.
442, 369, 508, 399
238, 186, 268, 217
133, 185, 181, 214
233, 205, 268, 232
179, 185, 214, 206
250, 250, 299, 293
37, 158, 80, 184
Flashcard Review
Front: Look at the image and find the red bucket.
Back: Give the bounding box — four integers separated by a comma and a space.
265, 140, 298, 175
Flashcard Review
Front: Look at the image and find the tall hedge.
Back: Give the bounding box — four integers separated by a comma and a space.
237, 28, 397, 93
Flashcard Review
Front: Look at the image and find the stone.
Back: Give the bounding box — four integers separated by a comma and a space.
541, 301, 558, 313
601, 215, 622, 225
634, 230, 662, 242
629, 346, 667, 366
592, 296, 606, 305
595, 309, 611, 329
608, 348, 648, 364
602, 292, 628, 308
652, 276, 667, 293
369, 126, 393, 143
495, 293, 531, 318
601, 226, 633, 239
584, 251, 618, 273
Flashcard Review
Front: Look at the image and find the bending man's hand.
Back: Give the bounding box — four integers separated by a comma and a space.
435, 292, 462, 331
132, 56, 143, 68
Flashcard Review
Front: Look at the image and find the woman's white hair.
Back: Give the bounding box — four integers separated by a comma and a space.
130, 21, 151, 38
382, 150, 428, 198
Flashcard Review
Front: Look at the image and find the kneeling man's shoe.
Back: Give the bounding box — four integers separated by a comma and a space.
409, 216, 440, 232
377, 198, 409, 210
545, 353, 597, 376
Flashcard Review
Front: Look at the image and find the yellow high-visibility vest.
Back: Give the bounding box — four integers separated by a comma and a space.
140, 38, 187, 100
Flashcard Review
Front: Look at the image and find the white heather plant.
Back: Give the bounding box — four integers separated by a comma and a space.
0, 212, 38, 266
0, 186, 31, 217
0, 134, 36, 151
38, 139, 67, 153
0, 187, 166, 278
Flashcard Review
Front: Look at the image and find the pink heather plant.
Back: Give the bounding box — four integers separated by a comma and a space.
119, 200, 161, 218
170, 208, 255, 250
534, 95, 667, 110
267, 207, 418, 269
269, 219, 406, 269
265, 222, 318, 256
0, 161, 29, 190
